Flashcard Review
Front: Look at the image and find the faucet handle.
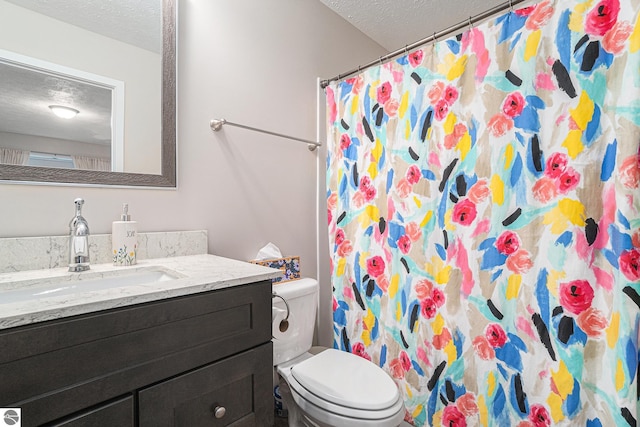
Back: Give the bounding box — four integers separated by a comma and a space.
74, 198, 84, 207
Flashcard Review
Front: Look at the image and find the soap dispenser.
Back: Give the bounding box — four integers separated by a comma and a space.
112, 203, 137, 266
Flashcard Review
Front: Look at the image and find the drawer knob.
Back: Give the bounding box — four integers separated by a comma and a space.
213, 406, 226, 419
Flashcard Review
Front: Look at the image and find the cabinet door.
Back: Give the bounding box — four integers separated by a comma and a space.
46, 395, 134, 427
138, 343, 273, 427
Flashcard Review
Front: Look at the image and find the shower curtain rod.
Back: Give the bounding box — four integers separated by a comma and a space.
210, 118, 322, 151
320, 0, 531, 89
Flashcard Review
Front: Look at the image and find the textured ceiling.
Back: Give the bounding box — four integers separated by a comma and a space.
319, 0, 505, 52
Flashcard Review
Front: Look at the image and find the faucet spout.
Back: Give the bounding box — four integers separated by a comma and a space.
69, 198, 90, 272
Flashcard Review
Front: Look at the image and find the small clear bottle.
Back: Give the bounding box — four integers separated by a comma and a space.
112, 203, 138, 266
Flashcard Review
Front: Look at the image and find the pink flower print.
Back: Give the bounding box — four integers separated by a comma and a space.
384, 98, 399, 117
585, 0, 620, 37
532, 176, 558, 203
396, 177, 413, 198
352, 342, 372, 361
444, 85, 459, 105
602, 21, 632, 54
377, 275, 390, 292
363, 186, 377, 202
433, 327, 452, 349
406, 165, 421, 184
487, 113, 514, 137
515, 6, 535, 16
421, 297, 437, 319
496, 231, 521, 255
366, 256, 386, 278
633, 229, 640, 248
528, 404, 551, 427
431, 288, 445, 308
434, 99, 449, 121
545, 152, 568, 178
359, 175, 371, 188
405, 222, 422, 242
335, 229, 345, 245
408, 49, 424, 67
456, 393, 479, 417
442, 405, 467, 427
399, 351, 412, 371
472, 336, 495, 360
619, 248, 640, 281
389, 358, 405, 379
559, 280, 595, 315
337, 240, 353, 257
557, 167, 581, 193
340, 134, 351, 150
452, 199, 478, 226
398, 235, 412, 254
377, 82, 392, 104
415, 279, 434, 300
327, 209, 333, 225
428, 81, 445, 105
352, 191, 366, 208
468, 179, 490, 204
506, 249, 533, 273
576, 307, 608, 337
444, 122, 467, 149
526, 2, 554, 30
502, 92, 526, 118
485, 323, 508, 348
619, 154, 640, 189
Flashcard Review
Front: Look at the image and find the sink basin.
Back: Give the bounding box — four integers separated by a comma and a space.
0, 267, 182, 305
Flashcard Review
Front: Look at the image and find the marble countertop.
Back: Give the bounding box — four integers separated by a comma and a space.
0, 254, 282, 330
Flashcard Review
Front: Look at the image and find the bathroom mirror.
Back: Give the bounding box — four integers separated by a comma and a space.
0, 0, 176, 187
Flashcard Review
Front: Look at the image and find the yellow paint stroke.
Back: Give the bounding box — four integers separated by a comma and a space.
444, 339, 457, 364
551, 360, 574, 399
412, 405, 424, 419
368, 80, 381, 100
487, 371, 496, 396
616, 358, 626, 391
570, 91, 595, 130
504, 144, 514, 170
389, 273, 400, 299
361, 329, 371, 346
444, 210, 455, 232
562, 129, 584, 159
365, 204, 380, 222
490, 174, 505, 206
396, 300, 403, 322
607, 312, 620, 349
421, 210, 434, 228
631, 14, 640, 53
447, 55, 468, 81
425, 256, 452, 285
568, 1, 591, 32
405, 119, 411, 140
543, 199, 586, 234
546, 269, 566, 298
399, 91, 409, 118
337, 258, 346, 277
444, 112, 457, 134
367, 162, 379, 180
405, 384, 413, 399
478, 394, 488, 427
547, 393, 565, 423
413, 196, 422, 209
458, 133, 471, 161
351, 95, 359, 115
432, 313, 445, 335
506, 274, 522, 300
525, 29, 542, 62
364, 308, 375, 331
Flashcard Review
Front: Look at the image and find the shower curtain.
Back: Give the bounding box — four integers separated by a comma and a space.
325, 0, 640, 425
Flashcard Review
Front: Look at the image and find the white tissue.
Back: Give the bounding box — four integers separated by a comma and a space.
272, 307, 289, 340
256, 242, 282, 260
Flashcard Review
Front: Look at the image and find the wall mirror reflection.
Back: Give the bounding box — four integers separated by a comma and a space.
0, 0, 176, 187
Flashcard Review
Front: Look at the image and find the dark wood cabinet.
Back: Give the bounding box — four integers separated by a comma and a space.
0, 280, 274, 427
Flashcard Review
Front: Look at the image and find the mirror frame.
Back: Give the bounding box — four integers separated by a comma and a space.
0, 0, 176, 188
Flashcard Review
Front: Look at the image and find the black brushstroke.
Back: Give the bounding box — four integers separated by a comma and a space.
400, 330, 410, 349
552, 60, 577, 98
379, 217, 386, 234
502, 208, 522, 226
363, 274, 370, 283
506, 70, 523, 87
340, 119, 350, 130
574, 34, 590, 53
449, 193, 459, 203
439, 159, 459, 192
352, 282, 365, 310
445, 380, 456, 402
352, 163, 359, 187
623, 286, 640, 310
409, 305, 419, 332
366, 279, 375, 298
363, 117, 374, 142
456, 175, 467, 196
372, 103, 380, 113
411, 72, 422, 84
336, 211, 346, 225
427, 361, 447, 391
401, 257, 410, 274
581, 41, 600, 72
439, 393, 449, 406
375, 107, 384, 126
456, 33, 463, 41
531, 135, 543, 172
443, 230, 449, 250
558, 316, 574, 344
532, 313, 556, 361
487, 299, 504, 320
420, 110, 433, 142
552, 306, 564, 317
514, 374, 527, 413
621, 407, 636, 426
408, 147, 420, 161
341, 328, 350, 352
585, 218, 598, 246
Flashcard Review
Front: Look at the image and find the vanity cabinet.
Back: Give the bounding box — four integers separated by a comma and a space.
0, 280, 274, 427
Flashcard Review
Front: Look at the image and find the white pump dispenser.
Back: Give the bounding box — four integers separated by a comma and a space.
112, 203, 138, 266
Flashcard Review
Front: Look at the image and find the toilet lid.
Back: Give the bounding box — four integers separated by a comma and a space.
290, 348, 400, 411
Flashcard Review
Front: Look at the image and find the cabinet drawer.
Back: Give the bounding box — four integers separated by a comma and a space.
139, 343, 273, 427
46, 395, 134, 427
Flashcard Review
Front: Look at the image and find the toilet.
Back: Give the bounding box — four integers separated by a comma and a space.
272, 278, 407, 427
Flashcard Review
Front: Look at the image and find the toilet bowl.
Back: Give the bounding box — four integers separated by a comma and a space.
272, 278, 406, 427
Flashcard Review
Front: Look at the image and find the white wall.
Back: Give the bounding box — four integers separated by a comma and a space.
0, 0, 386, 346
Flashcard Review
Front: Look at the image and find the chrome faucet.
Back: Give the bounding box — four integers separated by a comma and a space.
69, 198, 90, 272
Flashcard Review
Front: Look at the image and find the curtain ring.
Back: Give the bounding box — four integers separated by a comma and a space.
509, 0, 513, 12
468, 16, 473, 32
379, 56, 384, 65
405, 45, 409, 55
433, 32, 438, 43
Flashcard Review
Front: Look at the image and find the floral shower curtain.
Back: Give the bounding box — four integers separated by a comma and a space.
325, 0, 640, 425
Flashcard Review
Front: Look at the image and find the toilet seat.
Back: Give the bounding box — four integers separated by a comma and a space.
279, 349, 405, 424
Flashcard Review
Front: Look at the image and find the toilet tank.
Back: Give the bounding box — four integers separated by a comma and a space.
272, 278, 318, 366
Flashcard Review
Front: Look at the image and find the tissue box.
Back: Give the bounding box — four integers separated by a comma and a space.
251, 256, 300, 284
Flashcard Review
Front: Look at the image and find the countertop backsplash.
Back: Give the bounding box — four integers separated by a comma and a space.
0, 230, 208, 273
